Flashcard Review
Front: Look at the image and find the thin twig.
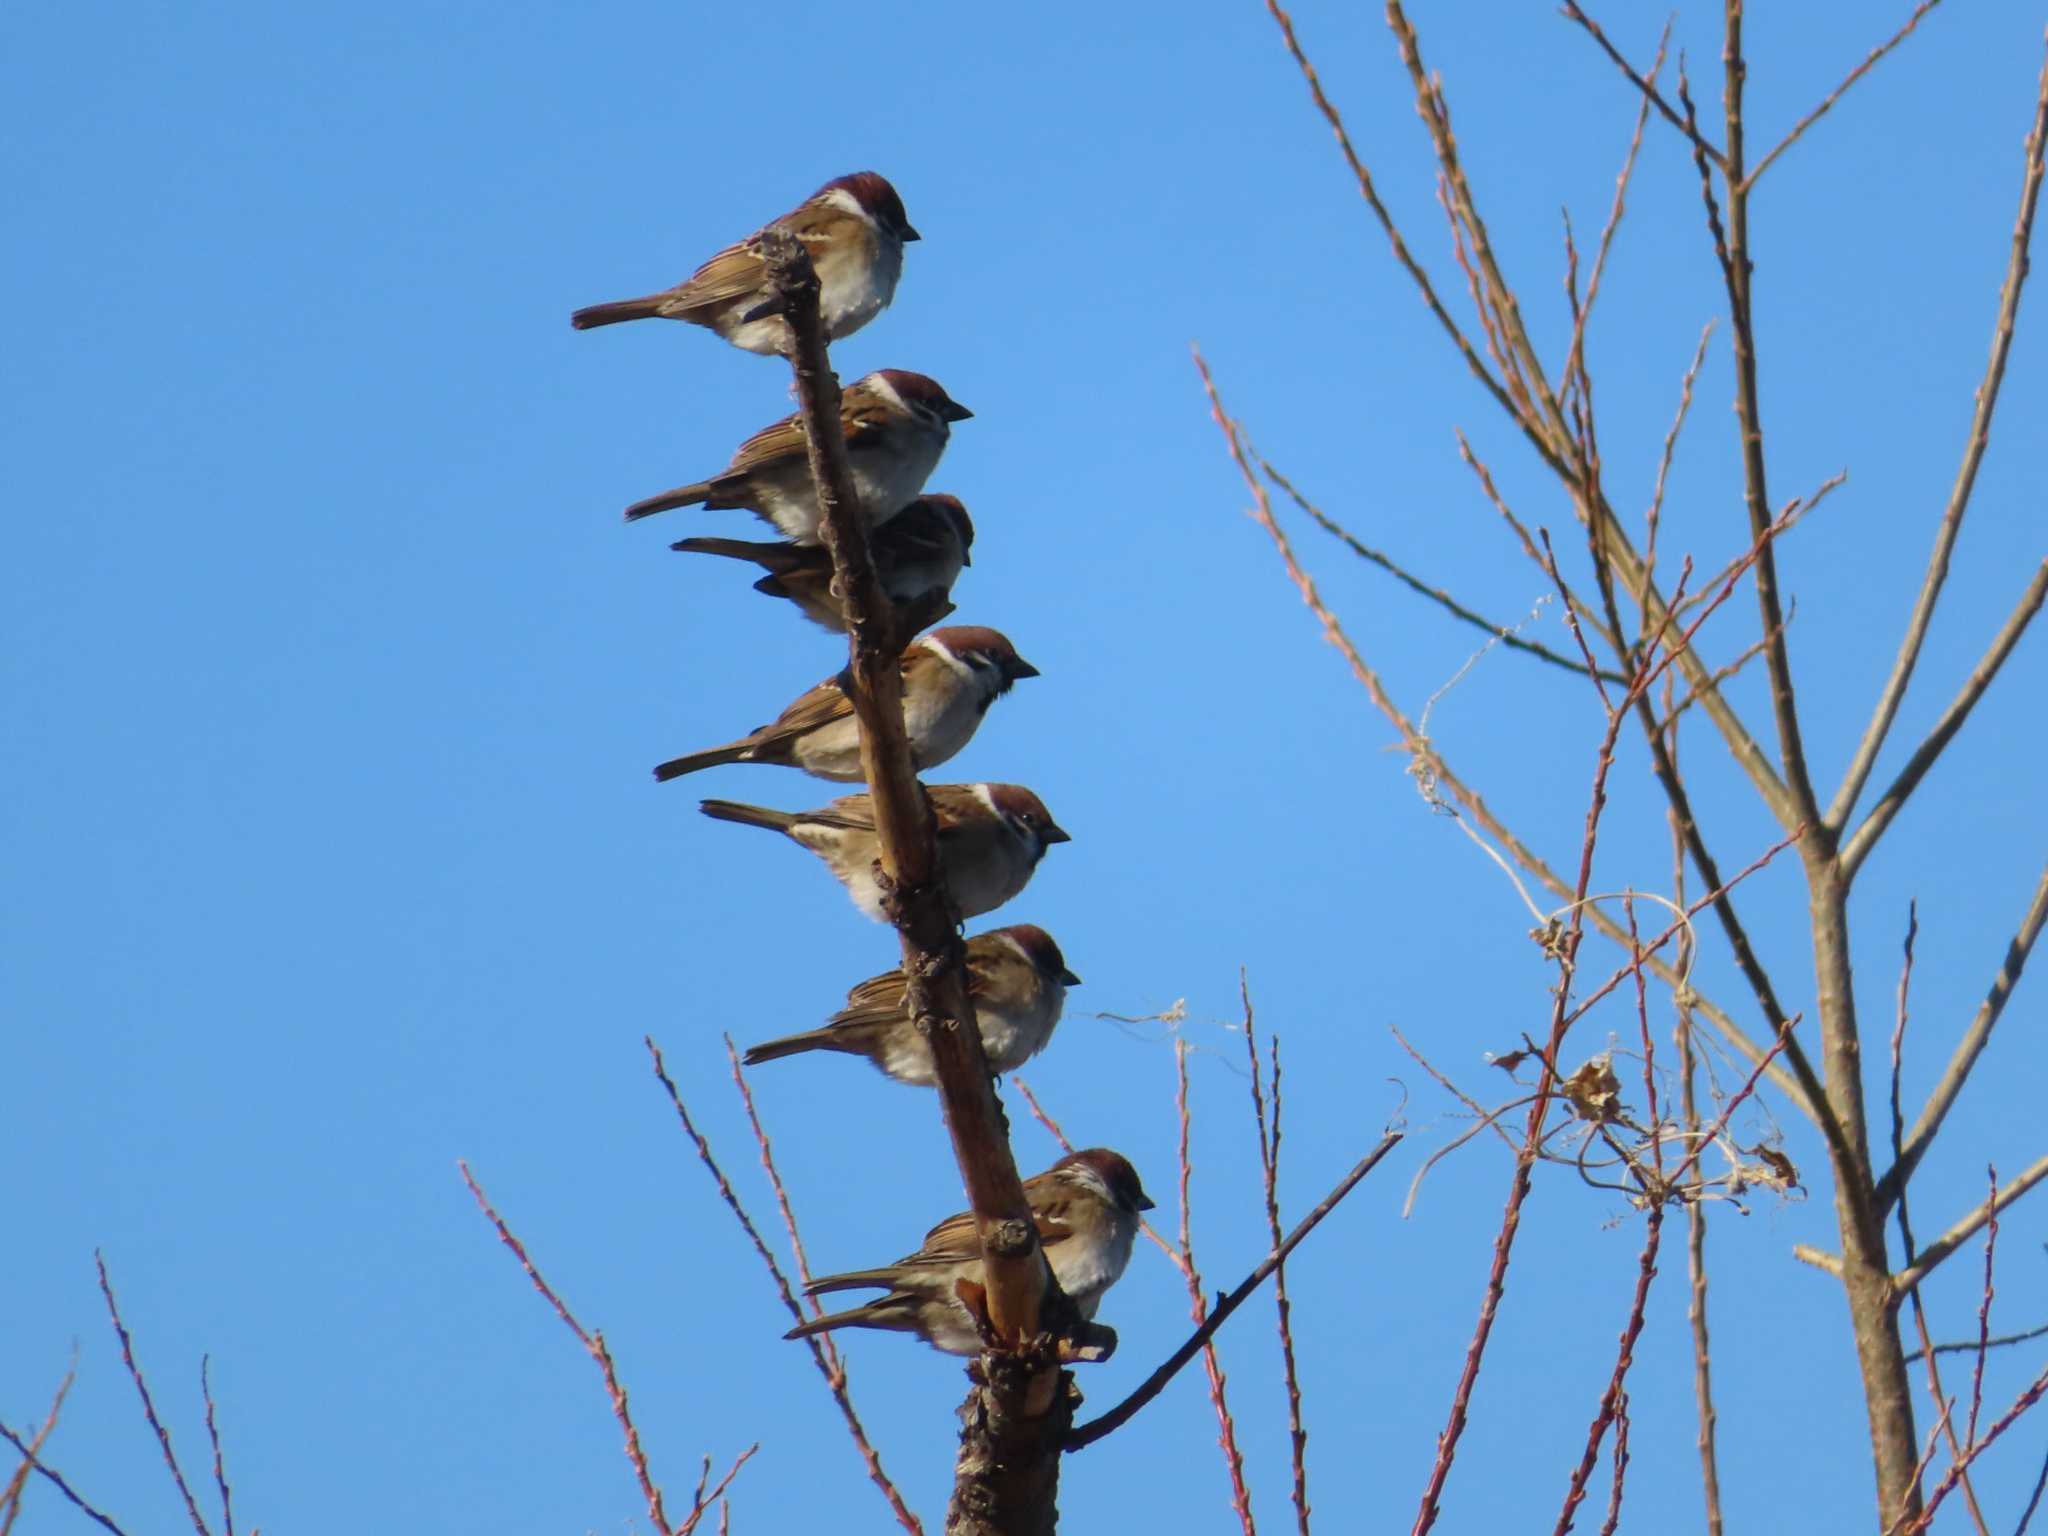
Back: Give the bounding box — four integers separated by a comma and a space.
1890, 909, 1993, 1535
1895, 1154, 2048, 1295
1551, 1207, 1663, 1536
677, 1448, 758, 1536
199, 1358, 234, 1536
1066, 1134, 1404, 1451
1902, 1359, 2048, 1535
1262, 455, 1621, 683
0, 1363, 74, 1536
1745, 0, 1948, 187
459, 1163, 670, 1535
646, 1038, 923, 1534
1880, 863, 2048, 1211
97, 1253, 212, 1536
1907, 1321, 2048, 1363
1841, 560, 2048, 882
0, 1420, 128, 1536
1241, 984, 1311, 1536
1968, 1167, 1999, 1450
1597, 1396, 1630, 1536
1829, 40, 2048, 835
1201, 349, 1803, 1111
1560, 3, 1726, 166
1173, 1040, 1257, 1535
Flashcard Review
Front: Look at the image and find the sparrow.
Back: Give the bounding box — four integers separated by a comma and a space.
698, 783, 1068, 921
669, 494, 976, 634
742, 924, 1080, 1083
623, 370, 971, 537
570, 171, 918, 354
653, 627, 1037, 784
786, 1149, 1154, 1355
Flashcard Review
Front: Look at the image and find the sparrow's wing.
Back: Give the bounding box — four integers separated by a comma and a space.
667, 238, 770, 310
899, 1205, 1078, 1272
721, 411, 811, 477
757, 675, 855, 738
791, 795, 877, 833
828, 969, 910, 1033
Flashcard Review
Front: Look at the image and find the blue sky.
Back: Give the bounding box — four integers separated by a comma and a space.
6, 1, 2046, 1531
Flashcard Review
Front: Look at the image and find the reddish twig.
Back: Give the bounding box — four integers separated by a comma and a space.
1241, 981, 1310, 1535
198, 1358, 234, 1536
1067, 1133, 1404, 1451
459, 1162, 671, 1534
1552, 1206, 1661, 1536
646, 1038, 923, 1534
1596, 1394, 1630, 1536
1968, 1167, 2000, 1451
96, 1253, 211, 1536
1173, 1040, 1257, 1534
676, 1447, 757, 1536
0, 1420, 128, 1536
0, 1362, 74, 1536
1560, 2, 1724, 166
1745, 0, 1948, 187
1903, 1359, 2048, 1535
724, 1037, 828, 1302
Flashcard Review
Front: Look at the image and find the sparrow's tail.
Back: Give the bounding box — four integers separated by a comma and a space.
785, 1297, 911, 1342
624, 481, 716, 522
652, 740, 755, 783
668, 535, 804, 575
569, 295, 668, 330
741, 1027, 864, 1067
699, 798, 798, 834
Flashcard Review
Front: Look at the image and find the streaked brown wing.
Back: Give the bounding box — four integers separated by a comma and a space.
898, 1206, 1076, 1273
669, 238, 768, 310
830, 969, 909, 1032
795, 794, 878, 833
723, 411, 811, 477
760, 676, 854, 737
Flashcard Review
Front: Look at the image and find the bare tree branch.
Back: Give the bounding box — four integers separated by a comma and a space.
1878, 863, 2048, 1212
1839, 560, 2048, 882
1262, 455, 1623, 683
1894, 1153, 2048, 1296
1065, 1134, 1403, 1451
0, 1362, 74, 1536
1560, 3, 1727, 167
0, 1420, 128, 1536
1744, 0, 1948, 187
96, 1253, 212, 1536
1829, 48, 2048, 833
757, 234, 1049, 1352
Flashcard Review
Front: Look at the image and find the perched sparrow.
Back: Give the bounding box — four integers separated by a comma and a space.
622, 369, 971, 536
743, 924, 1080, 1083
787, 1149, 1154, 1355
570, 171, 918, 354
654, 627, 1037, 784
670, 494, 976, 634
699, 783, 1068, 921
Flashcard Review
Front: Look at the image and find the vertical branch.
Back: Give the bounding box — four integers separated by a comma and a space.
198, 1359, 235, 1536
647, 1041, 923, 1535
1667, 729, 1726, 1536
1829, 48, 2048, 832
1716, 2, 1821, 829
1242, 980, 1311, 1535
757, 234, 1044, 1345
96, 1254, 212, 1536
0, 1365, 74, 1536
1177, 1040, 1258, 1536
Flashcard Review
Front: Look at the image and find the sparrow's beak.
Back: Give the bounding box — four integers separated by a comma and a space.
1009, 657, 1041, 680
941, 400, 974, 423
1060, 967, 1083, 987
1137, 1192, 1157, 1211
961, 546, 973, 567
1041, 822, 1072, 845
901, 223, 923, 242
